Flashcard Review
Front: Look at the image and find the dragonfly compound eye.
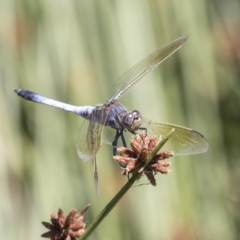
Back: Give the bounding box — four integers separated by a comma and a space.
121, 110, 142, 131
131, 110, 143, 131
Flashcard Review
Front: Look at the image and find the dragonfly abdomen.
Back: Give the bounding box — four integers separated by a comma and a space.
74, 106, 95, 120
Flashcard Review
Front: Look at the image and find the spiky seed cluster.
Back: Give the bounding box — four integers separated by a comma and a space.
113, 132, 173, 186
41, 204, 90, 240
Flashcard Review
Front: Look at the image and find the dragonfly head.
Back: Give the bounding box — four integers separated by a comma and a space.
121, 110, 143, 132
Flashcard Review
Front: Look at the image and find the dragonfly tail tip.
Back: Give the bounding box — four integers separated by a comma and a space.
13, 88, 21, 94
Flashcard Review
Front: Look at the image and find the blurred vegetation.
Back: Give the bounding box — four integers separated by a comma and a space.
1, 0, 240, 239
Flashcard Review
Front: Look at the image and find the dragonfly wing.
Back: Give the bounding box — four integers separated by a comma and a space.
102, 126, 116, 145
76, 120, 96, 161
141, 118, 209, 155
107, 35, 188, 102
76, 106, 109, 161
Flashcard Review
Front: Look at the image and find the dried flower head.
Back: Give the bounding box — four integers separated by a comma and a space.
113, 131, 173, 186
41, 204, 90, 240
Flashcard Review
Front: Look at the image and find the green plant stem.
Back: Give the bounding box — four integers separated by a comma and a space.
80, 129, 175, 240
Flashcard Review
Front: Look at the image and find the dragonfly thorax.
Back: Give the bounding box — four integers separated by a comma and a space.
103, 102, 142, 132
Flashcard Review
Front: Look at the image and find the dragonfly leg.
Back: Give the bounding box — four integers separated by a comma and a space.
139, 126, 147, 132
112, 129, 127, 155
113, 129, 129, 169
112, 129, 122, 156
128, 126, 147, 136
120, 130, 127, 147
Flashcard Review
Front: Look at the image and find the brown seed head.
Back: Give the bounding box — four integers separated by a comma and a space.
41, 204, 90, 240
113, 131, 173, 186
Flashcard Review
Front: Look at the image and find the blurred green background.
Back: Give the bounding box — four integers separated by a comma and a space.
1, 0, 240, 239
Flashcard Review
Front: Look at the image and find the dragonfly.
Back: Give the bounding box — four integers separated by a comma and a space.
14, 35, 209, 192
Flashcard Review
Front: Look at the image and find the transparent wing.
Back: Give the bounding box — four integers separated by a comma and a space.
107, 35, 188, 102
141, 118, 209, 155
103, 118, 208, 156
76, 120, 96, 161
76, 106, 109, 161
102, 126, 116, 145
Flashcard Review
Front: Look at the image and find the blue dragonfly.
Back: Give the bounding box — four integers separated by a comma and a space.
14, 35, 208, 191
